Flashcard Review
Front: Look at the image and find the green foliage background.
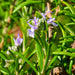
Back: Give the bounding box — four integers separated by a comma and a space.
0, 0, 75, 75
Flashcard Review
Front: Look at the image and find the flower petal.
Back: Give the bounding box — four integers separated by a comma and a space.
27, 21, 33, 28
17, 33, 20, 39
34, 17, 39, 26
47, 18, 55, 24
27, 17, 39, 30
51, 22, 58, 26
28, 29, 34, 38
41, 13, 46, 20
19, 38, 23, 45
13, 33, 23, 46
13, 38, 16, 44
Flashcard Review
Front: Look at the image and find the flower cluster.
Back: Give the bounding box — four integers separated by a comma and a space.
41, 11, 58, 26
27, 10, 58, 38
7, 33, 23, 54
6, 46, 17, 55
8, 46, 17, 51
41, 11, 52, 20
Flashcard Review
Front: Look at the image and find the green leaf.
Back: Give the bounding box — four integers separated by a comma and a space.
23, 47, 30, 57
28, 50, 36, 60
65, 13, 75, 18
66, 22, 75, 26
29, 6, 33, 15
69, 60, 73, 75
15, 57, 19, 71
35, 32, 43, 47
48, 56, 57, 67
19, 50, 36, 72
71, 18, 75, 22
13, 1, 42, 13
70, 0, 75, 3
35, 39, 44, 72
62, 1, 75, 14
10, 35, 14, 46
0, 52, 7, 60
55, 0, 58, 6
0, 66, 9, 74
0, 2, 10, 6
56, 21, 66, 37
9, 50, 16, 59
40, 31, 47, 53
59, 38, 73, 43
43, 44, 51, 72
11, 51, 38, 74
60, 35, 75, 39
52, 32, 57, 40
64, 25, 75, 35
46, 56, 57, 74
57, 15, 71, 26
52, 51, 75, 57
67, 48, 75, 52
41, 0, 45, 11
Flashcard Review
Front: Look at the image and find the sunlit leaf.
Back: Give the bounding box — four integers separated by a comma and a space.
13, 1, 42, 13
62, 1, 75, 14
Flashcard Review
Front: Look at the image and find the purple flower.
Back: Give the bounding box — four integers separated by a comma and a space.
47, 18, 55, 23
41, 13, 46, 20
13, 33, 23, 46
51, 22, 58, 26
27, 17, 39, 30
27, 17, 39, 38
28, 29, 34, 38
47, 18, 58, 26
41, 10, 52, 20
41, 8, 58, 26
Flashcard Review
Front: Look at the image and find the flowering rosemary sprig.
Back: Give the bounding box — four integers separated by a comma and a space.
27, 17, 39, 38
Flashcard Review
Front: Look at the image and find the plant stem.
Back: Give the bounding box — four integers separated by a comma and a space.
23, 32, 25, 53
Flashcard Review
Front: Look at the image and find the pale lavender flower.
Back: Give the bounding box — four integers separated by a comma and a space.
47, 18, 55, 23
41, 13, 46, 20
27, 17, 39, 38
51, 22, 58, 26
41, 10, 52, 20
47, 18, 58, 26
41, 8, 58, 26
28, 29, 34, 38
27, 17, 39, 30
13, 33, 23, 46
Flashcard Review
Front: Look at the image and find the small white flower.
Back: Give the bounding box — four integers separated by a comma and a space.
8, 46, 11, 50
6, 51, 10, 55
12, 46, 17, 51
4, 62, 10, 67
4, 60, 14, 67
8, 46, 17, 51
19, 58, 22, 63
